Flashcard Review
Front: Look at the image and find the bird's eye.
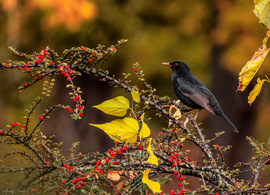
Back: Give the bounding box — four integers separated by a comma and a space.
174, 63, 178, 67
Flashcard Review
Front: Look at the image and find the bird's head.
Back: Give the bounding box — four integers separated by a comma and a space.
162, 61, 190, 74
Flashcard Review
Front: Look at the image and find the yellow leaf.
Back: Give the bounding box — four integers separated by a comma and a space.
253, 0, 270, 28
139, 113, 151, 140
141, 112, 145, 121
146, 138, 158, 165
248, 78, 267, 105
93, 96, 130, 117
173, 109, 181, 120
238, 33, 270, 92
140, 122, 151, 140
90, 117, 138, 143
131, 89, 140, 103
142, 169, 162, 193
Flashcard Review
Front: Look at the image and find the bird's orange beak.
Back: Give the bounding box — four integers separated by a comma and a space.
162, 62, 171, 67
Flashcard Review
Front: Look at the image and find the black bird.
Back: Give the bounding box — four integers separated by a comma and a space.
163, 61, 238, 133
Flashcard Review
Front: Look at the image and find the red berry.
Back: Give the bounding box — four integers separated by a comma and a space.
38, 116, 44, 120
118, 150, 122, 154
61, 180, 65, 184
133, 68, 137, 72
45, 161, 48, 165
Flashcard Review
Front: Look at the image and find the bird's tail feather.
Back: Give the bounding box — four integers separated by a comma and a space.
220, 112, 238, 133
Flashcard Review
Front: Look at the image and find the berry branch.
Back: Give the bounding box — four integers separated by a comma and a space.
0, 40, 269, 194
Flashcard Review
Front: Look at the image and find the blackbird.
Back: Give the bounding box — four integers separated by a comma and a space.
162, 61, 238, 133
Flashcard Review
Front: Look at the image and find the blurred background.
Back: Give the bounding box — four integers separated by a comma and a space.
0, 0, 269, 189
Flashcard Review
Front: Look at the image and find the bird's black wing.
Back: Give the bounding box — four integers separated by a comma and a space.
175, 75, 217, 115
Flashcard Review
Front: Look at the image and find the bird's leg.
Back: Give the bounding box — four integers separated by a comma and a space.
194, 109, 201, 120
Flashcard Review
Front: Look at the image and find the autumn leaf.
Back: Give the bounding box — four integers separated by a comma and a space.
248, 78, 268, 105
139, 113, 151, 140
140, 122, 151, 140
131, 89, 140, 103
253, 0, 270, 28
238, 33, 270, 92
142, 169, 162, 194
173, 108, 181, 120
93, 96, 130, 117
107, 170, 121, 181
90, 117, 139, 143
146, 138, 158, 166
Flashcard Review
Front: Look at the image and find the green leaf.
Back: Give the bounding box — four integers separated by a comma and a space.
90, 117, 139, 143
253, 0, 270, 28
93, 96, 130, 117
